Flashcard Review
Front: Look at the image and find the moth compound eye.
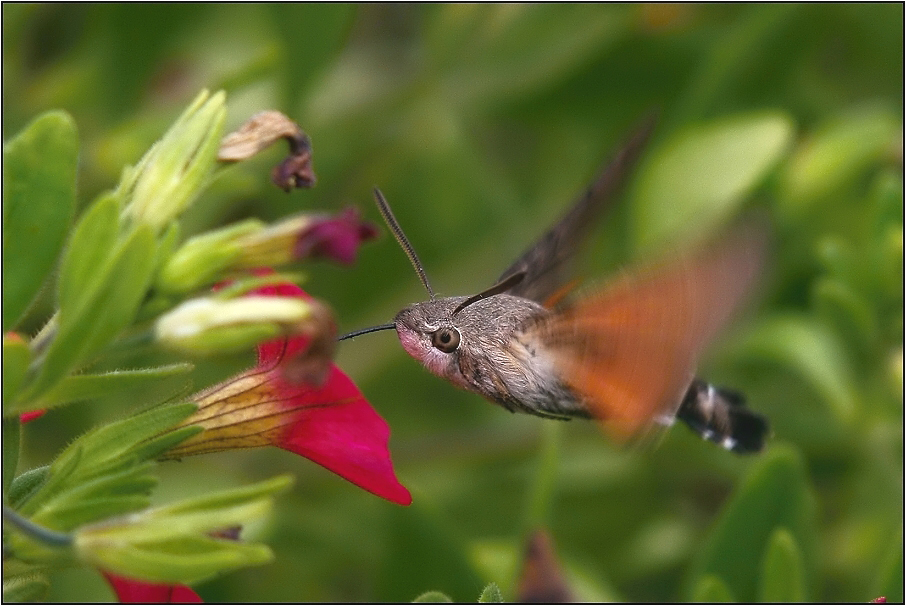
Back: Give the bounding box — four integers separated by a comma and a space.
431, 327, 461, 353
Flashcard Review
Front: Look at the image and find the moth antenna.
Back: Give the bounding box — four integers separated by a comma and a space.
453, 272, 525, 316
373, 188, 436, 299
338, 322, 397, 341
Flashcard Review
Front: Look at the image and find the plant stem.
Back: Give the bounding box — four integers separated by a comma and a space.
2, 505, 72, 547
523, 421, 562, 533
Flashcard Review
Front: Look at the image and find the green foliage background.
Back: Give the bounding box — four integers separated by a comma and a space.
3, 4, 902, 602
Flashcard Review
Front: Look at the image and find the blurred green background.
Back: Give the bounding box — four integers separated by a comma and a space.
4, 4, 902, 602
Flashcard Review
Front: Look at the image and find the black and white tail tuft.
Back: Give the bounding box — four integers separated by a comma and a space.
676, 378, 769, 454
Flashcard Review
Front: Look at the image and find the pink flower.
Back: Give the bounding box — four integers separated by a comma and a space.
103, 572, 202, 603
19, 410, 46, 423
293, 206, 378, 265
164, 279, 411, 506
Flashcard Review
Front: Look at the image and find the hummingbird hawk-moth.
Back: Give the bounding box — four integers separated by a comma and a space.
341, 118, 769, 453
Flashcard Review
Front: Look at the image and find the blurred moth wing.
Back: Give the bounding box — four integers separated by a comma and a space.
529, 226, 765, 439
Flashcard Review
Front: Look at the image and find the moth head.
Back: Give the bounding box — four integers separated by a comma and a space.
393, 297, 471, 386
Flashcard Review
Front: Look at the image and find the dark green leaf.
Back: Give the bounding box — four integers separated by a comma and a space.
2, 111, 78, 331
691, 575, 735, 603
731, 314, 858, 424
2, 574, 50, 603
8, 466, 49, 509
686, 446, 816, 602
18, 446, 82, 517
759, 527, 806, 602
412, 590, 454, 603
477, 582, 504, 603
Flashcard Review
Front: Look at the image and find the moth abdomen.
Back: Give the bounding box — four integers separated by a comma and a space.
676, 378, 769, 453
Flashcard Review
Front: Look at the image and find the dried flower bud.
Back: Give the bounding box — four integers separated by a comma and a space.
218, 110, 315, 191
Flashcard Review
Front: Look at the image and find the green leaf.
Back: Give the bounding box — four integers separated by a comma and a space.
477, 582, 504, 603
8, 466, 49, 508
130, 426, 202, 463
3, 333, 31, 412
57, 191, 122, 317
412, 590, 454, 603
759, 527, 806, 602
36, 495, 152, 533
27, 364, 193, 412
732, 314, 858, 424
19, 404, 195, 515
59, 402, 197, 469
78, 224, 159, 358
780, 105, 900, 212
428, 5, 629, 105
30, 224, 160, 400
150, 474, 294, 518
3, 574, 50, 603
691, 575, 735, 603
632, 111, 794, 254
19, 447, 83, 517
686, 446, 816, 603
31, 464, 157, 531
812, 277, 877, 350
2, 111, 78, 331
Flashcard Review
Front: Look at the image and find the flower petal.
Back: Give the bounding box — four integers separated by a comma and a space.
19, 410, 46, 423
275, 365, 412, 506
293, 207, 378, 265
103, 572, 202, 603
171, 273, 410, 505
252, 278, 313, 364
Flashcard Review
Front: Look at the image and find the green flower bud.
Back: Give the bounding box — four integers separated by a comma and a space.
120, 90, 227, 232
74, 476, 292, 584
155, 295, 314, 356
156, 219, 265, 295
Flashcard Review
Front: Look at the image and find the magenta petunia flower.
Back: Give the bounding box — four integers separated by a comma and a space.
292, 206, 378, 265
19, 410, 46, 423
103, 572, 202, 603
164, 279, 411, 506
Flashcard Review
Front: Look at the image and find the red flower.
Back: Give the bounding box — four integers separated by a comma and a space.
19, 410, 46, 423
165, 279, 412, 506
103, 572, 202, 603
